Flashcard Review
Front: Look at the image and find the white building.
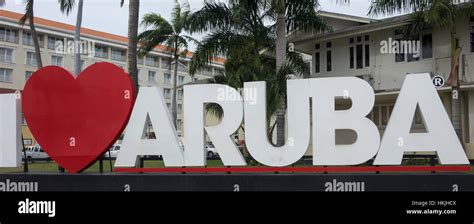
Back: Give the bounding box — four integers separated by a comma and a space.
289, 11, 474, 160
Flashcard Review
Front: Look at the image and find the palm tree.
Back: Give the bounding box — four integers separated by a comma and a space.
121, 0, 140, 93
262, 0, 329, 146
56, 0, 82, 76
186, 0, 322, 145
138, 0, 197, 128
369, 0, 474, 141
73, 0, 83, 76
186, 0, 328, 145
0, 0, 43, 68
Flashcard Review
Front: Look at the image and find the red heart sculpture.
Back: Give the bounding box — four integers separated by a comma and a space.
22, 63, 135, 173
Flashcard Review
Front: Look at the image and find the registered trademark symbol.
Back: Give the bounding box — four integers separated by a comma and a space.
432, 76, 445, 88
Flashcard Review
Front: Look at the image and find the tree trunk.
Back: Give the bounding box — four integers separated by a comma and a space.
28, 0, 43, 68
172, 52, 179, 128
275, 11, 287, 147
128, 0, 140, 93
73, 0, 84, 76
276, 13, 286, 71
450, 30, 463, 142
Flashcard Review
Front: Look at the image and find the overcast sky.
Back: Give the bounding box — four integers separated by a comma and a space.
0, 0, 380, 50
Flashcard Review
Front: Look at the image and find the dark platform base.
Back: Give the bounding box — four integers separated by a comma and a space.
1, 173, 473, 192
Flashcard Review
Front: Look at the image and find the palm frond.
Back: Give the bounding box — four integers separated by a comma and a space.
19, 0, 33, 26
369, 0, 433, 15
58, 0, 75, 15
141, 12, 173, 31
138, 29, 172, 55
189, 31, 248, 75
185, 1, 233, 33
286, 51, 309, 76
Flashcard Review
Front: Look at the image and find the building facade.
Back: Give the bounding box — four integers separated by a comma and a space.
0, 9, 225, 146
289, 11, 474, 160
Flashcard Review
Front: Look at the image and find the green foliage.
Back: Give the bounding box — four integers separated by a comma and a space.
138, 0, 194, 57
370, 0, 474, 36
187, 0, 329, 138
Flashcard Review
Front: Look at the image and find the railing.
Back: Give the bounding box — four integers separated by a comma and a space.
95, 51, 109, 59
111, 53, 126, 62
145, 59, 160, 67
0, 35, 18, 43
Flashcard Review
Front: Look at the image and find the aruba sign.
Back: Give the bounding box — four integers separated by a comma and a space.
0, 63, 469, 173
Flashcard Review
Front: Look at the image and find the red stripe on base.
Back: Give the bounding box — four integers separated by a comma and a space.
114, 166, 472, 173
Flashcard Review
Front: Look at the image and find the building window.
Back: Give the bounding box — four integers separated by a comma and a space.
326, 50, 332, 72
47, 36, 63, 50
148, 71, 156, 82
365, 44, 370, 67
51, 55, 63, 66
25, 71, 33, 81
146, 55, 160, 67
161, 58, 170, 69
356, 45, 363, 69
163, 88, 171, 99
138, 56, 144, 65
349, 47, 354, 69
471, 16, 474, 52
368, 104, 395, 127
0, 27, 18, 43
394, 30, 406, 62
472, 27, 474, 52
164, 73, 171, 84
26, 52, 38, 67
422, 34, 433, 59
178, 104, 182, 114
315, 43, 320, 50
178, 90, 183, 100
303, 62, 311, 78
22, 32, 44, 47
0, 68, 13, 83
326, 42, 332, 72
395, 39, 405, 62
350, 35, 370, 69
95, 45, 109, 58
178, 119, 183, 131
111, 48, 126, 61
0, 47, 14, 63
315, 52, 320, 73
178, 75, 185, 85
407, 36, 420, 62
